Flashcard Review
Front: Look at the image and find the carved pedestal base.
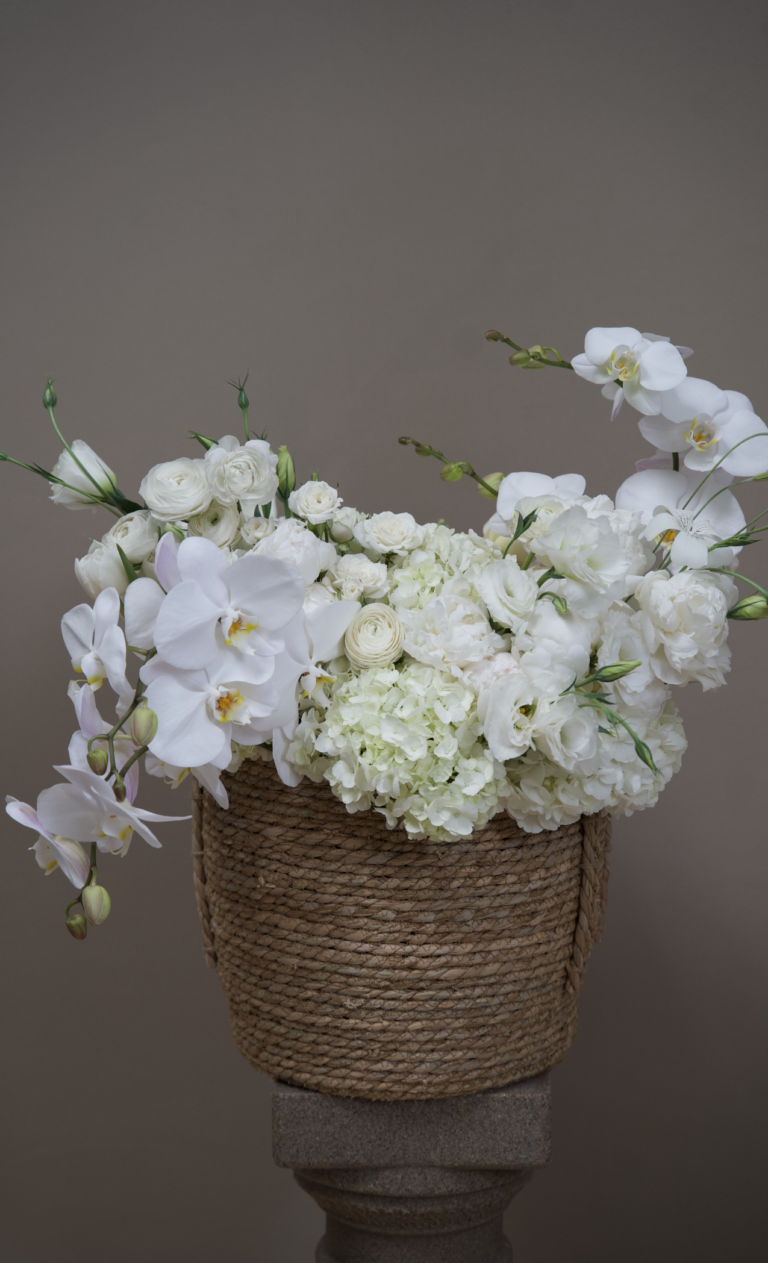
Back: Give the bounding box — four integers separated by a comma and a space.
272, 1075, 551, 1263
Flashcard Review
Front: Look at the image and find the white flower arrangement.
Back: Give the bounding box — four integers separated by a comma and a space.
4, 333, 767, 940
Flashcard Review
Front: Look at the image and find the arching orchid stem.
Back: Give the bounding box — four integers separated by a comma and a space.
397, 437, 500, 497
683, 432, 768, 512
706, 567, 768, 599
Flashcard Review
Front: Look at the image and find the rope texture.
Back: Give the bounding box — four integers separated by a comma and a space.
191, 763, 611, 1099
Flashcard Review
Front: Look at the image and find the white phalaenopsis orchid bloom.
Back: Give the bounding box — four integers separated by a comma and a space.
615, 467, 746, 571
644, 508, 721, 570
5, 796, 91, 887
572, 327, 688, 417
49, 440, 116, 509
638, 378, 768, 477
153, 537, 305, 670
145, 746, 232, 809
66, 681, 141, 801
283, 603, 361, 698
61, 588, 129, 695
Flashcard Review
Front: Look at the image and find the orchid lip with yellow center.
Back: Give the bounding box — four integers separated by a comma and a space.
212, 687, 248, 724
684, 414, 719, 451
608, 346, 640, 381
222, 609, 259, 649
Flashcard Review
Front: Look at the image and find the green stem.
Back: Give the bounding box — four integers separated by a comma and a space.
118, 744, 148, 780
47, 405, 116, 500
241, 406, 249, 442
706, 567, 768, 598
520, 551, 535, 570
682, 432, 768, 511
672, 451, 680, 471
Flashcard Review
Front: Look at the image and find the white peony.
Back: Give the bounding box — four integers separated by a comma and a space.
354, 511, 426, 556
288, 480, 342, 524
253, 517, 337, 584
103, 510, 160, 565
140, 457, 212, 522
401, 593, 506, 674
345, 604, 404, 669
203, 435, 279, 513
634, 569, 737, 690
325, 552, 389, 599
461, 652, 520, 695
187, 501, 242, 549
50, 440, 116, 509
74, 541, 129, 598
475, 556, 538, 631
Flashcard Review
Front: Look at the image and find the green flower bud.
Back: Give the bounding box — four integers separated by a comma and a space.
509, 350, 531, 367
477, 472, 505, 500
550, 595, 569, 615
43, 378, 57, 409
87, 747, 109, 776
591, 660, 642, 682
440, 462, 464, 482
66, 913, 88, 941
130, 705, 158, 746
277, 445, 296, 497
727, 593, 768, 620
112, 776, 127, 803
238, 385, 249, 412
82, 884, 111, 926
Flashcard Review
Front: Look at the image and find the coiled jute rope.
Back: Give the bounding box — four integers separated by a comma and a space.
191, 762, 611, 1099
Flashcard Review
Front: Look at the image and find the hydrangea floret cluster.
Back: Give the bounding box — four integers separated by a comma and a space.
4, 332, 768, 940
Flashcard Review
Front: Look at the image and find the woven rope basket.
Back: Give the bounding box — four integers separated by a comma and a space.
191, 762, 611, 1100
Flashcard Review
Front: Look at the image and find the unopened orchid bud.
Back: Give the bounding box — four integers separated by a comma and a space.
277, 445, 296, 497
87, 747, 109, 776
592, 660, 642, 682
66, 913, 88, 940
43, 378, 57, 409
509, 350, 531, 367
440, 462, 464, 482
477, 472, 505, 500
112, 776, 127, 803
727, 593, 768, 620
82, 884, 111, 926
130, 705, 158, 746
485, 329, 502, 342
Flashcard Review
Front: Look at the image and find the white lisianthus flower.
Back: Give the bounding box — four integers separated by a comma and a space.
532, 506, 633, 615
572, 327, 688, 417
475, 557, 538, 631
288, 480, 342, 524
634, 569, 737, 690
304, 582, 337, 612
533, 695, 599, 774
330, 506, 361, 542
140, 457, 212, 522
254, 518, 337, 584
478, 656, 570, 763
401, 594, 506, 674
596, 606, 669, 717
353, 511, 426, 556
345, 604, 404, 669
49, 440, 116, 509
239, 512, 277, 548
61, 588, 129, 695
325, 552, 389, 599
187, 502, 242, 549
203, 435, 278, 513
516, 602, 596, 678
638, 379, 768, 478
75, 540, 130, 599
103, 510, 160, 564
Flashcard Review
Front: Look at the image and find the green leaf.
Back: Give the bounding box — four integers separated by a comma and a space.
189, 430, 217, 450
116, 544, 138, 584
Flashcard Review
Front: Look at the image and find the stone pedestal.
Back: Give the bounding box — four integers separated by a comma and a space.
272, 1073, 551, 1263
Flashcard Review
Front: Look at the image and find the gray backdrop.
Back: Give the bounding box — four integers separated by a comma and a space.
1, 2, 767, 1260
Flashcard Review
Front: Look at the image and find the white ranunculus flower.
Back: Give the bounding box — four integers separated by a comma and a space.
50, 440, 116, 510
634, 569, 737, 690
572, 327, 688, 417
140, 457, 212, 522
325, 552, 389, 599
288, 480, 342, 524
596, 606, 669, 717
103, 510, 160, 565
203, 435, 279, 513
304, 582, 337, 613
330, 506, 361, 543
254, 517, 337, 584
353, 511, 426, 556
187, 501, 242, 549
401, 594, 505, 674
239, 512, 277, 548
75, 541, 129, 599
345, 604, 404, 669
532, 506, 632, 615
475, 557, 538, 631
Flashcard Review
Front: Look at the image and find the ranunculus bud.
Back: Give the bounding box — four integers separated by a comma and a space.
130, 705, 159, 746
87, 747, 109, 776
440, 462, 464, 482
477, 472, 505, 500
66, 913, 88, 940
82, 884, 111, 926
727, 593, 768, 620
277, 445, 296, 497
43, 377, 58, 409
112, 776, 127, 803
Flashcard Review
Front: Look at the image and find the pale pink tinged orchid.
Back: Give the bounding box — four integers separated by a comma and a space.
61, 588, 129, 695
5, 797, 91, 888
153, 537, 305, 670
638, 378, 768, 477
572, 327, 688, 418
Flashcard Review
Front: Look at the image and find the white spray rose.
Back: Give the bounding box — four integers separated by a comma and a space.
336, 578, 365, 602
140, 457, 212, 522
187, 502, 241, 548
103, 510, 160, 564
288, 480, 342, 524
326, 552, 389, 599
50, 440, 116, 509
253, 517, 337, 584
330, 506, 361, 542
203, 435, 279, 513
634, 569, 737, 690
345, 604, 404, 669
401, 594, 505, 674
354, 511, 426, 556
239, 513, 276, 548
74, 541, 129, 598
475, 557, 538, 631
